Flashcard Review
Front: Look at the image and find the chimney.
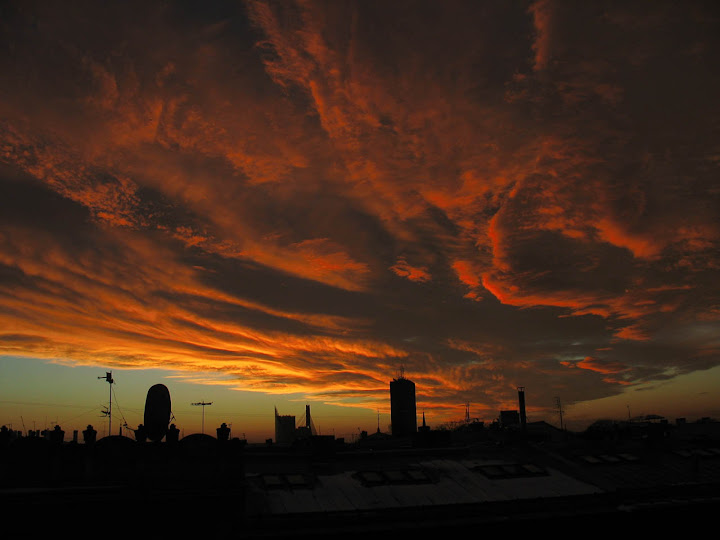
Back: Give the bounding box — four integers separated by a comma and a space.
518, 387, 526, 431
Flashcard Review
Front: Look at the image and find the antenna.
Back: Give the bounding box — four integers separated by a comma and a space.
98, 371, 113, 436
465, 402, 470, 423
191, 401, 213, 434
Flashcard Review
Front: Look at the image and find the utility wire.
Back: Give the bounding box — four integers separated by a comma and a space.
111, 385, 131, 431
0, 400, 104, 409
55, 405, 106, 427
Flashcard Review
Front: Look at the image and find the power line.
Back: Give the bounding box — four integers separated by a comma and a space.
0, 400, 107, 409
53, 405, 106, 428
111, 385, 131, 435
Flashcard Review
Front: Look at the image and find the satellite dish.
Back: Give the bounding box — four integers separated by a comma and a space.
144, 384, 171, 442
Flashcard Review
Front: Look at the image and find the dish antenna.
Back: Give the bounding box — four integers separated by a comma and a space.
144, 384, 172, 442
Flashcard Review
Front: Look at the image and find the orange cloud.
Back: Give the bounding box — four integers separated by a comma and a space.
529, 0, 554, 72
576, 356, 628, 374
595, 217, 661, 259
601, 377, 633, 386
390, 257, 431, 283
452, 260, 481, 289
613, 325, 650, 342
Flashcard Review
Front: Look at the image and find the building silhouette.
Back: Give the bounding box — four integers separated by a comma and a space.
390, 374, 417, 437
500, 410, 520, 427
274, 407, 296, 445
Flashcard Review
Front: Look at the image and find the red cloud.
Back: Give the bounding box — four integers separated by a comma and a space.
390, 257, 431, 283
613, 325, 650, 342
529, 0, 554, 72
452, 260, 481, 290
577, 357, 628, 374
562, 357, 628, 375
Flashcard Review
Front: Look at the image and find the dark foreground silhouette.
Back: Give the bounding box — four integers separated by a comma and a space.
1, 418, 720, 538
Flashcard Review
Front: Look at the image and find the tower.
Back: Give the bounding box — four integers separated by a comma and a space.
390, 374, 417, 437
518, 386, 527, 432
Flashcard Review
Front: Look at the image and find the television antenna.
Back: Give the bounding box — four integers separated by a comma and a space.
98, 372, 114, 436
191, 401, 213, 434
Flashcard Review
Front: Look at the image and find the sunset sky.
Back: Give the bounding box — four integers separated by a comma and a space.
1, 1, 719, 441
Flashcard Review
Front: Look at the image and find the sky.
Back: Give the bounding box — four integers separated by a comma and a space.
1, 1, 719, 442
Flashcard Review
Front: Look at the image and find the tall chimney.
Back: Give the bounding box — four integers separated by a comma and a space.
518, 387, 526, 431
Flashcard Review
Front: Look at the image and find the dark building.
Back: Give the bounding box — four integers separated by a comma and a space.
274, 408, 296, 445
390, 376, 417, 437
500, 410, 520, 427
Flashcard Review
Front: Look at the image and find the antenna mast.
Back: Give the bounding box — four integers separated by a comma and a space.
192, 401, 213, 434
98, 372, 114, 436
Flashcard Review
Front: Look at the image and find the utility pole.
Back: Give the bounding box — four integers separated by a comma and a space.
98, 372, 114, 436
192, 401, 213, 434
